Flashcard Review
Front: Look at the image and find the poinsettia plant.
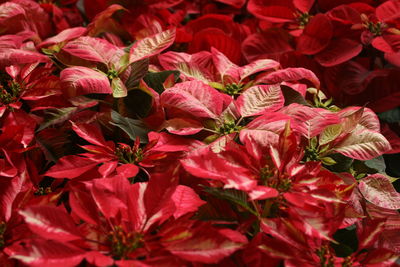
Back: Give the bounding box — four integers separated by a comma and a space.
0, 0, 399, 266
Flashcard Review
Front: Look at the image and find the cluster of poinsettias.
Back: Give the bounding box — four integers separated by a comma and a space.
74, 0, 400, 152
1, 0, 400, 266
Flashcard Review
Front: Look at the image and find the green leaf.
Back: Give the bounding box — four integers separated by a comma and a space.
111, 77, 127, 98
364, 156, 386, 173
194, 197, 240, 222
384, 153, 400, 177
385, 174, 398, 183
203, 134, 219, 144
123, 89, 153, 118
202, 187, 258, 216
331, 227, 358, 257
37, 107, 78, 131
324, 153, 354, 173
319, 124, 342, 145
110, 110, 149, 143
124, 58, 149, 90
119, 52, 130, 67
378, 107, 400, 123
35, 129, 71, 162
310, 137, 318, 149
320, 156, 337, 166
143, 70, 180, 94
281, 85, 311, 106
41, 48, 57, 55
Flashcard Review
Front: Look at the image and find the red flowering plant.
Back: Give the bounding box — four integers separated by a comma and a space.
0, 0, 399, 266
44, 121, 172, 181
6, 174, 249, 266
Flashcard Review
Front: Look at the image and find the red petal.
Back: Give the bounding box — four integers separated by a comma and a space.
86, 4, 128, 38
45, 155, 98, 178
181, 144, 257, 191
293, 0, 315, 13
164, 223, 246, 263
38, 27, 86, 48
358, 219, 387, 249
19, 206, 82, 242
315, 38, 362, 67
84, 251, 113, 267
62, 36, 121, 64
115, 164, 139, 178
214, 0, 246, 8
249, 186, 279, 200
129, 28, 176, 64
148, 132, 203, 152
247, 0, 296, 22
164, 118, 204, 135
376, 0, 400, 22
385, 51, 400, 67
172, 185, 206, 218
0, 49, 49, 68
359, 174, 400, 210
0, 172, 28, 221
297, 14, 333, 55
98, 161, 118, 177
371, 36, 396, 53
327, 5, 362, 24
257, 67, 320, 88
91, 178, 130, 219
161, 80, 232, 119
235, 84, 284, 117
83, 0, 108, 20
189, 28, 242, 65
281, 104, 340, 138
60, 67, 111, 97
6, 239, 85, 267
69, 184, 99, 225
211, 47, 240, 82
71, 122, 110, 148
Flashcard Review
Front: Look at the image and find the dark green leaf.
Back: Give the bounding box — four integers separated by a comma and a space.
352, 156, 387, 177
123, 89, 153, 118
125, 58, 149, 90
331, 227, 358, 257
202, 186, 258, 216
364, 156, 386, 173
384, 153, 400, 177
378, 107, 400, 123
36, 107, 78, 132
281, 85, 311, 106
110, 110, 149, 143
123, 42, 134, 53
35, 129, 71, 162
324, 153, 354, 172
143, 70, 180, 94
194, 197, 239, 222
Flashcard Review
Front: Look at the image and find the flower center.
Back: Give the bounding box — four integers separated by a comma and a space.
216, 121, 241, 135
107, 69, 119, 80
115, 144, 143, 164
260, 165, 292, 192
224, 83, 244, 96
304, 146, 320, 161
366, 21, 385, 36
0, 79, 21, 105
316, 245, 335, 267
34, 187, 52, 196
296, 12, 311, 27
108, 226, 143, 259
